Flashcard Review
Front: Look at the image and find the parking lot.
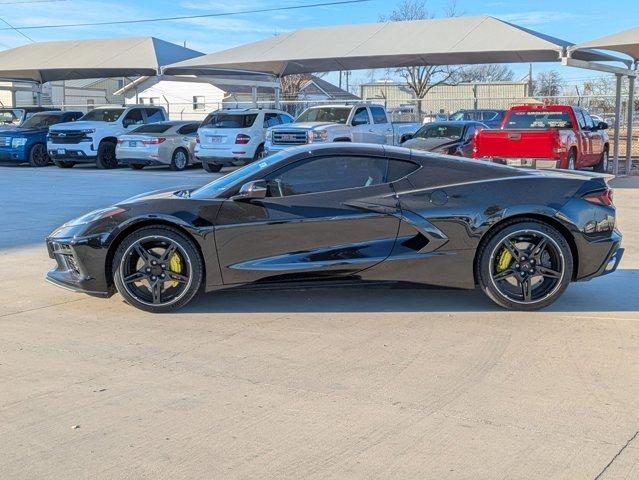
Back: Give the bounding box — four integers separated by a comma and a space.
0, 164, 637, 479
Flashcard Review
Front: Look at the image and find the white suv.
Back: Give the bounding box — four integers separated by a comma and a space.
195, 108, 294, 172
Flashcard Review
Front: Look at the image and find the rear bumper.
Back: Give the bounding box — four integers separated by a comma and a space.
577, 231, 624, 282
484, 157, 560, 169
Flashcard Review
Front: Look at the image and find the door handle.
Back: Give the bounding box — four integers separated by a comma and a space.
368, 129, 374, 132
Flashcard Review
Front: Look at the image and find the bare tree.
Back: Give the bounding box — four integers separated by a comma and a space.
533, 70, 564, 103
378, 0, 459, 115
280, 74, 313, 100
453, 64, 515, 83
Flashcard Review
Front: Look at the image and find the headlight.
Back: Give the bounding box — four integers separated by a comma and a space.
65, 206, 126, 226
11, 137, 27, 148
309, 130, 328, 142
266, 129, 273, 141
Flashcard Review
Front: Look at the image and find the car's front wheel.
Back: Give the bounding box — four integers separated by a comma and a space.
476, 220, 573, 310
112, 226, 204, 313
28, 143, 49, 167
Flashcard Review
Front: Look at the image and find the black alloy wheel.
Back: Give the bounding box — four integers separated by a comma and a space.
28, 143, 49, 167
477, 220, 573, 310
113, 226, 203, 313
203, 162, 222, 173
53, 159, 75, 168
96, 141, 118, 169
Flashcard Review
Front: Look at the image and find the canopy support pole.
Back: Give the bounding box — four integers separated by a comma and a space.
251, 86, 258, 107
274, 85, 281, 109
613, 74, 623, 176
626, 76, 635, 175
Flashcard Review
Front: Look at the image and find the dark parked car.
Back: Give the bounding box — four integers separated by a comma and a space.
448, 109, 505, 128
0, 106, 61, 129
0, 111, 83, 166
401, 121, 486, 157
46, 143, 622, 313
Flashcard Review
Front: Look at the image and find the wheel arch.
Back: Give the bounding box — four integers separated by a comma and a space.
99, 136, 118, 146
104, 218, 207, 288
472, 213, 579, 285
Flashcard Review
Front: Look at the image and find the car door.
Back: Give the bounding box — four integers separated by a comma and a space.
583, 111, 603, 162
350, 107, 373, 143
370, 106, 393, 144
574, 109, 592, 166
177, 123, 199, 156
213, 154, 400, 284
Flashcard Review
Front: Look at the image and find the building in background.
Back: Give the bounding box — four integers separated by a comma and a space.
359, 80, 530, 117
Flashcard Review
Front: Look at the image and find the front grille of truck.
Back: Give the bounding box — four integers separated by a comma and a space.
272, 130, 308, 145
0, 137, 10, 147
49, 131, 88, 144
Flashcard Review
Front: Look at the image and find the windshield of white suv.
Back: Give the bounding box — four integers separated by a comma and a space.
201, 113, 257, 128
21, 114, 64, 129
0, 109, 23, 125
191, 151, 289, 198
80, 108, 125, 122
296, 107, 350, 124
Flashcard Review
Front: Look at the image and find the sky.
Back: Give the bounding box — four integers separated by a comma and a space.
0, 0, 636, 88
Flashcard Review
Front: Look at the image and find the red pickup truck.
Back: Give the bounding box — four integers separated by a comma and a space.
472, 105, 610, 172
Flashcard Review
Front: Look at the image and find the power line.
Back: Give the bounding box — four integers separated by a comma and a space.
0, 16, 35, 42
0, 0, 371, 30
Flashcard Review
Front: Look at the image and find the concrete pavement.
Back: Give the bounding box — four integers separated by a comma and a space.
1, 165, 638, 479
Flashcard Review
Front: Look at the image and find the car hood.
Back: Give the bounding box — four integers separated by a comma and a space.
50, 120, 111, 131
1, 127, 46, 136
119, 185, 201, 204
404, 137, 460, 151
273, 122, 338, 130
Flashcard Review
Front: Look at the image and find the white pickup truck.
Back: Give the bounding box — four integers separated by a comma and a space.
48, 105, 168, 169
264, 104, 420, 155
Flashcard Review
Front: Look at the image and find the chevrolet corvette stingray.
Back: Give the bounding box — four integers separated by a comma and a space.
46, 144, 623, 313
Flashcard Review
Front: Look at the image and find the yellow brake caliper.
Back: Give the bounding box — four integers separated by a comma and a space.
496, 248, 513, 273
168, 252, 183, 287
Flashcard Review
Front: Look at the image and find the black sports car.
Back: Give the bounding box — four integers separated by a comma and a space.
46, 144, 623, 313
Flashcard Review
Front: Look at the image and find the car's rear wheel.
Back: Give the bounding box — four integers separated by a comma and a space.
476, 220, 573, 310
170, 148, 189, 171
96, 141, 118, 169
252, 144, 265, 162
203, 162, 222, 173
53, 159, 75, 168
28, 143, 49, 167
566, 149, 576, 170
594, 148, 609, 173
112, 226, 203, 313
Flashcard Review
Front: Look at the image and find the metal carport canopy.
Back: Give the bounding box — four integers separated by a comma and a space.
164, 15, 620, 76
0, 37, 203, 82
571, 27, 639, 175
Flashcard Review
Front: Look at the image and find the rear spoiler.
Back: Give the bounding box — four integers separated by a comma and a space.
544, 169, 615, 184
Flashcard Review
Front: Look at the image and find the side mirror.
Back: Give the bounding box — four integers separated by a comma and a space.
232, 180, 267, 201
400, 133, 413, 144
597, 121, 608, 130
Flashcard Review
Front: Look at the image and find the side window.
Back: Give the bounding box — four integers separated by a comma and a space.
278, 114, 293, 125
351, 107, 370, 126
145, 108, 165, 124
464, 125, 477, 140
123, 108, 144, 127
265, 156, 388, 197
583, 112, 595, 130
370, 106, 388, 124
263, 113, 280, 128
576, 109, 587, 130
177, 123, 199, 135
387, 159, 420, 182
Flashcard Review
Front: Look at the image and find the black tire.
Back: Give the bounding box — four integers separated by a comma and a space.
203, 162, 222, 173
170, 148, 189, 171
112, 226, 204, 313
565, 149, 577, 170
129, 163, 144, 170
53, 159, 75, 168
96, 141, 118, 169
252, 144, 265, 162
476, 219, 573, 311
28, 143, 49, 167
594, 148, 609, 173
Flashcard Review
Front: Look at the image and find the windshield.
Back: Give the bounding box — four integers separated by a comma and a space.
296, 107, 350, 124
414, 124, 463, 140
0, 109, 23, 125
504, 111, 573, 129
201, 113, 257, 128
22, 114, 63, 129
80, 108, 125, 122
191, 151, 289, 198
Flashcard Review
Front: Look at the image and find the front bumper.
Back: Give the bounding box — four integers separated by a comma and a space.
48, 142, 96, 161
46, 235, 113, 297
0, 145, 28, 162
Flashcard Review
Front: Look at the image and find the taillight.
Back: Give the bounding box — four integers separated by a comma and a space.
116, 139, 124, 145
142, 137, 166, 145
235, 134, 250, 144
583, 189, 614, 206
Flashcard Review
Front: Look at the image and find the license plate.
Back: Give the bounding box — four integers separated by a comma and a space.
129, 140, 138, 147
57, 149, 65, 155
208, 136, 224, 144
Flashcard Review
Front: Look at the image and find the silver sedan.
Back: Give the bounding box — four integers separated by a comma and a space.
116, 121, 201, 171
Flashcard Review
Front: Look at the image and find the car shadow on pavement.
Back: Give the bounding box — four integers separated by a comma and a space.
180, 268, 639, 314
